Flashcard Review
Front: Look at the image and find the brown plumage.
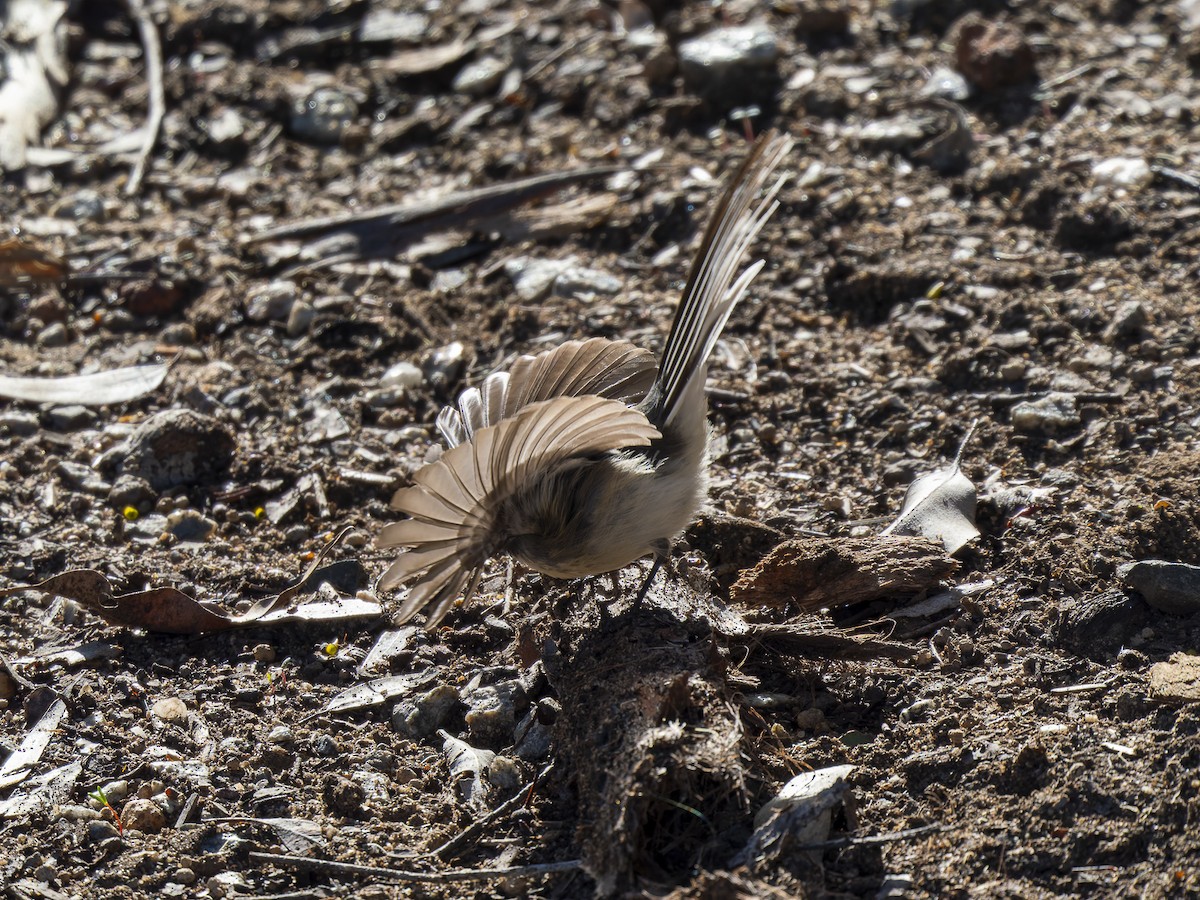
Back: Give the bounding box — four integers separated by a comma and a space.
378, 132, 793, 627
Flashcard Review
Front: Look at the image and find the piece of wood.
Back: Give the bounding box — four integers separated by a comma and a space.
731, 535, 956, 611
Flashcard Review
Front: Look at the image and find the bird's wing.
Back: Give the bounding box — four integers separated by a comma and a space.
436, 338, 657, 447
379, 395, 660, 627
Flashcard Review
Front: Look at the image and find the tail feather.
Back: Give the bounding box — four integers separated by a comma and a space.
650, 132, 793, 427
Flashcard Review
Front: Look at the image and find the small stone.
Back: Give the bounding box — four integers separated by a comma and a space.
423, 341, 467, 390
152, 697, 189, 723
514, 710, 551, 761
1149, 653, 1200, 703
953, 14, 1036, 91
380, 361, 423, 390
486, 755, 522, 792
453, 56, 507, 95
678, 24, 779, 98
245, 281, 298, 322
999, 359, 1027, 381
291, 87, 358, 144
312, 734, 339, 757
1092, 157, 1153, 191
1010, 392, 1080, 433
204, 108, 245, 146
121, 797, 166, 833
505, 256, 579, 302
87, 821, 120, 843
1120, 560, 1200, 615
252, 643, 276, 663
922, 66, 971, 101
101, 780, 131, 803
159, 322, 197, 345
391, 684, 460, 739
121, 409, 236, 490
268, 726, 295, 746
46, 405, 98, 431
552, 266, 623, 299
465, 680, 525, 745
0, 410, 39, 435
166, 509, 218, 542
173, 867, 197, 885
1102, 300, 1148, 341
56, 460, 110, 494
207, 872, 249, 898
37, 321, 70, 347
286, 300, 315, 337
34, 863, 56, 883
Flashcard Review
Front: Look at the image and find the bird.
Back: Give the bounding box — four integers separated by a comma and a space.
376, 131, 793, 628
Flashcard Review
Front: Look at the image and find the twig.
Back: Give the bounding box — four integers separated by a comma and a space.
431, 762, 553, 860
249, 851, 581, 883
792, 823, 950, 851
125, 0, 165, 195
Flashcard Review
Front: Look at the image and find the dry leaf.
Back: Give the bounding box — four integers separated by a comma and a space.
315, 671, 434, 717
439, 730, 495, 807
0, 530, 380, 634
0, 362, 169, 405
0, 698, 66, 789
880, 426, 979, 554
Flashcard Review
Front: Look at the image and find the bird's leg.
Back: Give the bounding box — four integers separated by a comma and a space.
629, 539, 672, 615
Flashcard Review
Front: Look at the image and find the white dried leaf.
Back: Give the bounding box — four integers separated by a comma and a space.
439, 730, 495, 807
881, 427, 980, 554
0, 363, 169, 405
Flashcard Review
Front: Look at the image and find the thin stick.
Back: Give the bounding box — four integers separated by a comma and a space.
125, 0, 165, 195
431, 762, 553, 860
249, 851, 581, 883
793, 823, 949, 851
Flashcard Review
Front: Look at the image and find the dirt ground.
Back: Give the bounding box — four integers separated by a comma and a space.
4, 0, 1200, 897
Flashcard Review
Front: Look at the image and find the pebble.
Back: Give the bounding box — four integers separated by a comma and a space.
173, 867, 197, 885
86, 821, 120, 843
0, 410, 39, 435
953, 14, 1036, 91
312, 733, 339, 757
1010, 392, 1080, 433
513, 709, 551, 761
207, 872, 250, 899
245, 280, 298, 322
505, 256, 579, 301
552, 266, 623, 299
1092, 157, 1153, 191
56, 460, 111, 495
391, 684, 460, 739
1103, 300, 1148, 341
1120, 560, 1200, 615
121, 409, 236, 490
45, 405, 98, 431
205, 108, 245, 146
423, 341, 467, 389
291, 87, 358, 144
380, 361, 423, 390
121, 798, 166, 833
268, 726, 295, 746
486, 755, 522, 792
101, 780, 131, 803
678, 24, 779, 92
252, 643, 276, 663
286, 300, 315, 337
151, 697, 189, 724
166, 509, 219, 542
922, 66, 971, 101
160, 322, 197, 345
453, 56, 507, 95
465, 680, 526, 745
37, 321, 69, 347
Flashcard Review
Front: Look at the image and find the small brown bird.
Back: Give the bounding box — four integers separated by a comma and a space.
378, 132, 792, 627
